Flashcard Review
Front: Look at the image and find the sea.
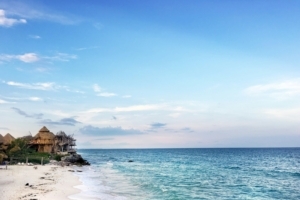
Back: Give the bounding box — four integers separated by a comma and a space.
69, 148, 300, 200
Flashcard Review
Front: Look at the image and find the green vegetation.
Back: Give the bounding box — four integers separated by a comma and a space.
9, 152, 51, 165
4, 138, 51, 164
54, 154, 63, 161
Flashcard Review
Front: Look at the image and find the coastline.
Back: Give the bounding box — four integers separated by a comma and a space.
0, 164, 81, 200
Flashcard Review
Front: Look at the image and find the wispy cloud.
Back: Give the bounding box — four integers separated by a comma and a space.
3, 81, 56, 90
28, 97, 43, 101
0, 52, 76, 64
85, 104, 185, 113
0, 127, 9, 130
44, 53, 77, 62
0, 2, 81, 25
0, 9, 26, 27
93, 84, 102, 92
97, 92, 117, 97
93, 84, 117, 97
0, 95, 43, 102
11, 107, 43, 119
115, 105, 163, 112
75, 46, 99, 51
29, 35, 41, 39
39, 118, 81, 126
93, 22, 104, 30
0, 98, 11, 104
245, 80, 300, 99
80, 125, 143, 136
0, 53, 39, 63
122, 95, 132, 98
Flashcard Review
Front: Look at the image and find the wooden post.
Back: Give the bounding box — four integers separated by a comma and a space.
26, 157, 28, 165
41, 157, 44, 165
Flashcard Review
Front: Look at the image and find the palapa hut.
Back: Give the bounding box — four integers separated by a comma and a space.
30, 126, 55, 153
0, 134, 4, 145
3, 133, 15, 145
0, 134, 4, 152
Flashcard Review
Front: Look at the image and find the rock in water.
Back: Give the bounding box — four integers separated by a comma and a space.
61, 153, 90, 165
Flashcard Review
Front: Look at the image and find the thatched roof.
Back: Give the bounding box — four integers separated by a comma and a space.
39, 126, 50, 132
21, 135, 33, 141
3, 133, 15, 144
0, 134, 4, 144
34, 126, 55, 139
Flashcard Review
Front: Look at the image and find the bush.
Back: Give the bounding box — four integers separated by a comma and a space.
54, 154, 63, 161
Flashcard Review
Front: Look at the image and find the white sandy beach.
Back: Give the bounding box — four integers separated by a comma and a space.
0, 164, 81, 200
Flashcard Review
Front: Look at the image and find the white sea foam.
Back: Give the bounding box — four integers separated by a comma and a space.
69, 165, 129, 200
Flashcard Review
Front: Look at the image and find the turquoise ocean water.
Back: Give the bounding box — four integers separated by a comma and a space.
70, 148, 300, 200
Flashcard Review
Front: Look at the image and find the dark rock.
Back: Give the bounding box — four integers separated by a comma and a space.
61, 153, 90, 165
25, 183, 29, 186
128, 160, 134, 162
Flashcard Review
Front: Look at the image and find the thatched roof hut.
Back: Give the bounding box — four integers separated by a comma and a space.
31, 126, 55, 153
3, 133, 15, 145
34, 126, 55, 141
0, 134, 4, 144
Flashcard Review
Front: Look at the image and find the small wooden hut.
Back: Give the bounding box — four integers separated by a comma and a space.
30, 126, 55, 153
54, 131, 76, 153
0, 134, 4, 145
3, 133, 15, 145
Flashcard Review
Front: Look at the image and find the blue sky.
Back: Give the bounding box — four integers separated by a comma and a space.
0, 0, 299, 148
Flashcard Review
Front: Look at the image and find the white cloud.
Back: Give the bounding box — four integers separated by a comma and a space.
0, 2, 80, 25
0, 53, 39, 63
0, 52, 77, 64
85, 108, 110, 113
93, 84, 102, 92
28, 97, 42, 101
245, 80, 300, 99
4, 81, 56, 90
29, 35, 41, 39
122, 95, 132, 98
0, 96, 43, 102
85, 104, 165, 113
97, 92, 117, 97
115, 104, 161, 112
0, 99, 8, 104
93, 84, 117, 97
0, 9, 26, 27
43, 53, 77, 62
75, 46, 99, 51
17, 53, 39, 63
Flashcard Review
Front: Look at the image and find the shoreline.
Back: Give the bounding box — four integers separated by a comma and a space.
0, 164, 82, 200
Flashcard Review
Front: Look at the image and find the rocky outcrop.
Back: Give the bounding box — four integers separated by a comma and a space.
61, 153, 90, 165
